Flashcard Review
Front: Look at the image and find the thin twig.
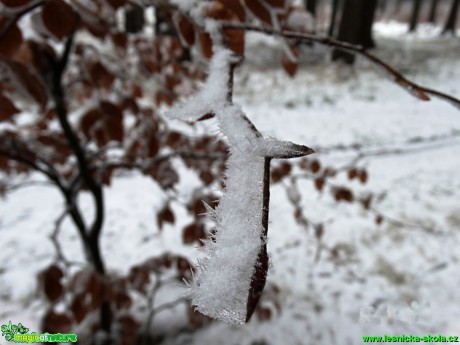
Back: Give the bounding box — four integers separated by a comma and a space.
220, 22, 460, 109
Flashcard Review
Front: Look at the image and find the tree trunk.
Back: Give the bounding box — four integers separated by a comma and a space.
428, 0, 439, 22
305, 0, 317, 16
328, 0, 341, 37
125, 4, 145, 33
443, 0, 460, 33
409, 0, 423, 32
332, 0, 377, 64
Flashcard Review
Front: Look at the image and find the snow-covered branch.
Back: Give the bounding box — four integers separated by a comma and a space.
167, 46, 314, 324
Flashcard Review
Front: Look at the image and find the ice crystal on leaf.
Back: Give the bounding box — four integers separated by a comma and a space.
167, 45, 313, 324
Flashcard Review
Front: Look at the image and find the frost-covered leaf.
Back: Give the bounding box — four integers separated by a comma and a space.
167, 46, 314, 325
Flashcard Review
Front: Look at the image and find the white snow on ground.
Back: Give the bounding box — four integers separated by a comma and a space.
1, 23, 460, 344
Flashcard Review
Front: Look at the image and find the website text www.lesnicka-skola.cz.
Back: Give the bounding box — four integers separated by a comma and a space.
362, 335, 459, 343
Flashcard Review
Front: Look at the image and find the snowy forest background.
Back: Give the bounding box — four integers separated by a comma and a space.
0, 0, 459, 344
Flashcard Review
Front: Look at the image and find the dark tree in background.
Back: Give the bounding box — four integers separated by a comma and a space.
304, 0, 317, 16
443, 0, 460, 33
332, 0, 378, 64
409, 0, 423, 32
428, 0, 439, 22
125, 4, 145, 33
328, 0, 341, 36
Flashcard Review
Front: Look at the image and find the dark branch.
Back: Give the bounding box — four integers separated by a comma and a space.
220, 22, 460, 110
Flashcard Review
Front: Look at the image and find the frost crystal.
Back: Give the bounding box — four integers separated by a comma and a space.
166, 46, 313, 325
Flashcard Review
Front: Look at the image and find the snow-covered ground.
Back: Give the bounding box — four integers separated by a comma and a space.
1, 24, 460, 344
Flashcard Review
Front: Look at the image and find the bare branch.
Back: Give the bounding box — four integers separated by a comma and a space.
220, 22, 460, 109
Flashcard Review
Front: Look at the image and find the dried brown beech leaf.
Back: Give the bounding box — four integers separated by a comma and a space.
310, 159, 321, 173
1, 0, 33, 7
0, 21, 23, 57
281, 49, 298, 77
145, 160, 179, 189
182, 222, 206, 245
111, 32, 127, 50
176, 14, 195, 47
39, 264, 64, 303
105, 0, 126, 9
70, 294, 88, 324
266, 0, 285, 7
375, 214, 383, 225
205, 1, 245, 55
244, 0, 273, 25
80, 101, 124, 145
347, 168, 357, 180
0, 93, 19, 120
0, 58, 48, 108
42, 0, 78, 40
157, 205, 175, 230
314, 177, 325, 192
246, 245, 268, 322
334, 187, 354, 203
155, 90, 174, 106
199, 30, 213, 60
176, 255, 195, 281
271, 162, 291, 183
359, 169, 368, 184
100, 101, 124, 142
220, 0, 246, 20
88, 61, 115, 90
42, 310, 72, 334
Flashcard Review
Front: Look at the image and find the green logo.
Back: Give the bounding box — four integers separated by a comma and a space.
1, 321, 77, 343
1, 321, 29, 341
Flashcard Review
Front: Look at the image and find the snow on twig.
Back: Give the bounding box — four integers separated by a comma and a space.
167, 45, 313, 324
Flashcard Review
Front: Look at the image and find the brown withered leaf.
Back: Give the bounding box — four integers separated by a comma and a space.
105, 0, 126, 9
220, 0, 246, 20
70, 294, 88, 324
257, 305, 272, 321
334, 187, 354, 203
375, 214, 383, 225
155, 90, 174, 106
281, 53, 298, 77
145, 160, 179, 189
88, 61, 115, 90
314, 177, 325, 192
128, 266, 150, 293
310, 159, 321, 173
266, 0, 285, 7
42, 0, 78, 40
246, 245, 268, 322
361, 195, 373, 210
0, 22, 23, 57
271, 162, 291, 183
42, 310, 73, 334
0, 93, 19, 120
244, 0, 273, 25
39, 264, 64, 303
0, 58, 48, 108
205, 1, 245, 55
182, 222, 206, 245
199, 30, 213, 60
1, 0, 33, 7
157, 205, 175, 230
347, 168, 357, 180
176, 15, 195, 47
99, 101, 124, 142
111, 32, 127, 50
359, 169, 368, 184
175, 256, 195, 281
